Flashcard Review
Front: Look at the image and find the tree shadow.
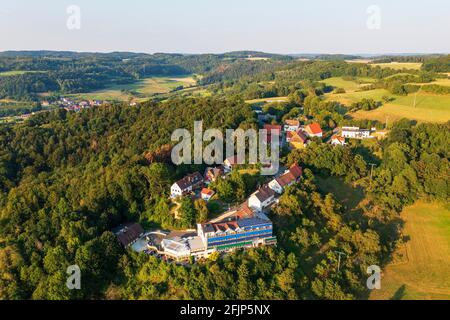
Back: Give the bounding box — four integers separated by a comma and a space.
391, 285, 407, 300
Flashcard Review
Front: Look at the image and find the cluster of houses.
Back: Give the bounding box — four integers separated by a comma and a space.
170, 155, 246, 202
117, 153, 304, 261
278, 119, 323, 150
253, 103, 384, 148
248, 163, 302, 211
52, 97, 104, 112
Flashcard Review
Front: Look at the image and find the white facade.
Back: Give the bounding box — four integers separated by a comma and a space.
248, 192, 276, 212
341, 127, 372, 139
307, 132, 323, 138
331, 137, 346, 146
269, 179, 283, 194
201, 191, 214, 202
161, 238, 191, 260
170, 183, 191, 199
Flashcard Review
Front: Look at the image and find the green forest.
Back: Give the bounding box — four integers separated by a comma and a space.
0, 51, 449, 300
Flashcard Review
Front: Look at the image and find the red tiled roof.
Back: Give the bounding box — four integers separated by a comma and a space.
275, 164, 302, 187
332, 135, 345, 143
236, 203, 254, 220
213, 221, 239, 232
176, 172, 203, 190
276, 171, 297, 187
201, 188, 215, 196
289, 164, 303, 179
306, 123, 322, 134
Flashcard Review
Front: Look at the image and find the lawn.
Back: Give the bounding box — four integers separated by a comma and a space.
370, 201, 450, 300
320, 77, 377, 93
69, 75, 197, 102
371, 62, 423, 71
324, 86, 450, 123
325, 88, 391, 105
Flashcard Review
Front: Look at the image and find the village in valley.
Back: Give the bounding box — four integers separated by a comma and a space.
113, 107, 386, 264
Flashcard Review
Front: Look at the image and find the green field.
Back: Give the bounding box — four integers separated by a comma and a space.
412, 78, 450, 87
351, 92, 450, 123
0, 70, 46, 76
68, 75, 197, 102
245, 96, 289, 104
370, 201, 450, 300
321, 77, 450, 123
371, 62, 423, 70
320, 77, 377, 93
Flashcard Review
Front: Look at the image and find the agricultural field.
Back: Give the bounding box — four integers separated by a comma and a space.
320, 77, 377, 93
245, 57, 270, 61
346, 59, 373, 64
351, 92, 450, 123
371, 62, 423, 70
0, 70, 46, 76
68, 75, 197, 102
321, 77, 450, 123
245, 96, 289, 104
412, 77, 450, 87
370, 201, 450, 300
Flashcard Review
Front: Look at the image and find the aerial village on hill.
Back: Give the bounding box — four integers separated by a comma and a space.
113, 109, 384, 263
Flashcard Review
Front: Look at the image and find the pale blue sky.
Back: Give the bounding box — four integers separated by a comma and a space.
1, 0, 449, 54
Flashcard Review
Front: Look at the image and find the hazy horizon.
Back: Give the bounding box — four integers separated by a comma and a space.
2, 0, 450, 54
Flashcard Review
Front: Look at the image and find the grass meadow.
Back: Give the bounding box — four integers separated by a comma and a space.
370, 201, 450, 300
321, 77, 450, 123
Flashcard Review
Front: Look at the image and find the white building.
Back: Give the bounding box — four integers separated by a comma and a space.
268, 164, 303, 194
170, 172, 204, 199
161, 238, 191, 261
248, 187, 276, 212
284, 119, 300, 132
331, 136, 346, 146
341, 127, 372, 139
201, 188, 215, 202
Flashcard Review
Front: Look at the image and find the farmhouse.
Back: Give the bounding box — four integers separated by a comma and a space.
170, 172, 204, 198
248, 187, 276, 212
341, 126, 372, 139
201, 188, 215, 202
304, 123, 323, 138
269, 164, 303, 194
286, 130, 308, 149
284, 119, 300, 132
331, 135, 346, 146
